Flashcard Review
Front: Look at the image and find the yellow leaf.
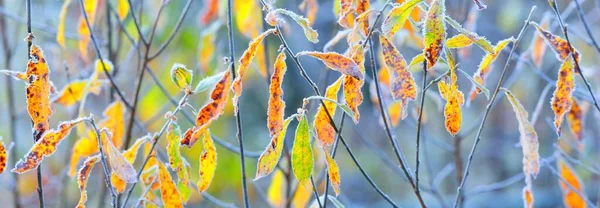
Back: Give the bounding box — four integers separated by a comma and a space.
100, 100, 126, 148
57, 0, 72, 48
0, 138, 6, 174
13, 117, 86, 173
314, 77, 343, 146
76, 154, 100, 208
532, 22, 580, 62
0, 70, 28, 81
379, 35, 417, 106
381, 0, 423, 38
551, 58, 575, 136
170, 63, 194, 91
158, 161, 184, 208
297, 51, 364, 80
469, 38, 513, 100
323, 147, 341, 196
197, 130, 217, 192
557, 159, 587, 208
181, 71, 231, 147
267, 52, 287, 136
52, 79, 103, 106
116, 0, 129, 20
267, 170, 286, 207
256, 116, 295, 180
446, 34, 473, 49
26, 45, 53, 140
234, 0, 262, 38
388, 100, 406, 126
78, 0, 99, 58
423, 0, 446, 69
232, 29, 276, 112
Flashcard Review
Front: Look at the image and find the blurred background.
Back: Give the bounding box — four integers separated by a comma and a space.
0, 0, 599, 207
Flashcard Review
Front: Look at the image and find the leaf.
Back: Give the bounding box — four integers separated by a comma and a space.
170, 63, 193, 91
445, 16, 494, 54
323, 148, 341, 196
234, 0, 262, 38
181, 71, 231, 147
336, 0, 355, 29
438, 81, 464, 136
194, 71, 225, 93
26, 45, 54, 140
197, 130, 217, 192
267, 170, 286, 207
266, 9, 319, 43
422, 0, 446, 69
408, 54, 425, 71
0, 138, 6, 174
380, 35, 417, 108
299, 0, 319, 25
457, 69, 489, 99
167, 123, 185, 171
445, 34, 473, 49
343, 45, 365, 123
531, 15, 550, 68
557, 159, 587, 208
292, 114, 313, 186
76, 154, 100, 208
158, 161, 184, 208
523, 185, 534, 208
532, 22, 580, 62
13, 117, 86, 173
469, 37, 513, 101
112, 135, 148, 193
78, 0, 99, 58
232, 29, 276, 111
116, 0, 129, 20
199, 0, 219, 24
52, 79, 103, 107
69, 133, 97, 176
267, 52, 288, 136
57, 0, 72, 49
255, 116, 296, 180
551, 57, 576, 137
94, 59, 114, 74
297, 51, 364, 80
100, 100, 126, 148
381, 0, 423, 38
314, 77, 343, 146
503, 89, 540, 178
567, 99, 584, 144
388, 100, 406, 126
103, 132, 137, 183
176, 159, 192, 203
0, 69, 28, 81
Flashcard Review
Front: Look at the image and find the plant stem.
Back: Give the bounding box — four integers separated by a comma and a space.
87, 117, 118, 208
414, 59, 428, 207
573, 0, 600, 54
226, 0, 250, 207
452, 6, 536, 208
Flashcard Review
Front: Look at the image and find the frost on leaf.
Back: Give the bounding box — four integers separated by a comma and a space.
380, 35, 417, 107
445, 17, 494, 54
112, 136, 148, 193
381, 0, 422, 38
446, 34, 473, 49
181, 71, 231, 147
103, 132, 137, 183
503, 89, 539, 178
323, 147, 341, 196
557, 159, 587, 208
197, 130, 217, 192
13, 117, 86, 173
76, 154, 100, 208
422, 0, 446, 69
256, 116, 295, 180
26, 45, 54, 141
469, 38, 513, 101
532, 22, 580, 63
551, 58, 575, 137
267, 52, 287, 136
232, 29, 276, 111
170, 63, 193, 91
567, 99, 584, 147
158, 161, 184, 208
314, 77, 343, 146
292, 114, 313, 187
0, 138, 6, 174
297, 51, 364, 80
266, 9, 318, 43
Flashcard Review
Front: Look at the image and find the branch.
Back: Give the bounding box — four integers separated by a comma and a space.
452, 6, 536, 208
86, 117, 118, 208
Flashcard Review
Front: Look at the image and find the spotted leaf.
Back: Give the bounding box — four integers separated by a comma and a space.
503, 89, 539, 178
381, 0, 423, 38
314, 77, 343, 146
76, 154, 100, 208
423, 0, 446, 69
197, 130, 217, 192
255, 116, 296, 180
297, 51, 364, 80
551, 58, 575, 137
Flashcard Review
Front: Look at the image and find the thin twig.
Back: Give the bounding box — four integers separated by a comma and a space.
226, 0, 250, 207
87, 117, 118, 208
310, 177, 323, 208
147, 0, 193, 61
573, 0, 600, 54
414, 58, 428, 207
452, 7, 536, 208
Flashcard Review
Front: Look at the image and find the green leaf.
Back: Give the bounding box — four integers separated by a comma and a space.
167, 122, 184, 170
381, 0, 423, 38
457, 68, 489, 99
291, 114, 313, 186
170, 63, 193, 91
193, 71, 225, 93
269, 9, 319, 43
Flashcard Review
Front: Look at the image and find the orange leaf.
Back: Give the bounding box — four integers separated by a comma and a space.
232, 29, 276, 111
530, 15, 550, 68
323, 147, 341, 196
267, 52, 287, 136
379, 35, 417, 107
26, 45, 54, 140
557, 159, 587, 208
314, 77, 343, 146
469, 38, 513, 100
299, 0, 319, 25
533, 22, 580, 62
0, 138, 6, 174
181, 71, 231, 147
551, 58, 575, 136
76, 154, 100, 208
13, 117, 86, 173
158, 161, 184, 208
523, 185, 534, 208
297, 51, 364, 80
199, 0, 219, 24
567, 99, 584, 144
197, 130, 217, 192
